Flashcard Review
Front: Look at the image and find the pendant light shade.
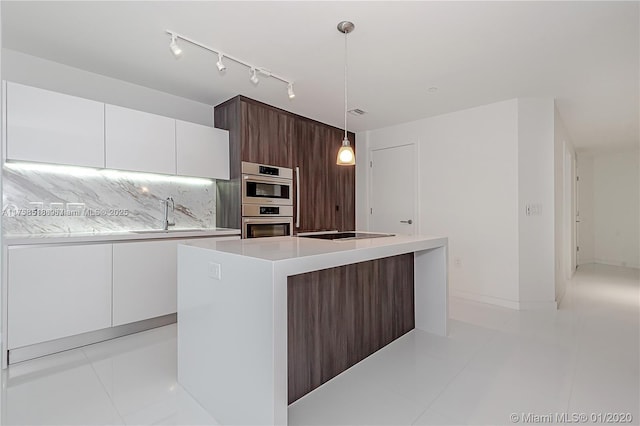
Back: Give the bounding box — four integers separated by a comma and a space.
337, 138, 355, 165
336, 21, 355, 166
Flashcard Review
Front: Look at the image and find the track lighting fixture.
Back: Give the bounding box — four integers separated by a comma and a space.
169, 34, 182, 58
336, 21, 356, 166
216, 53, 226, 72
250, 68, 259, 85
165, 30, 295, 99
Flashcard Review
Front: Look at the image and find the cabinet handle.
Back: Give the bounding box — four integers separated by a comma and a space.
295, 166, 300, 228
400, 219, 413, 224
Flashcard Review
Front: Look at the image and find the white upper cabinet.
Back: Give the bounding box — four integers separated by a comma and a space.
105, 104, 176, 175
176, 120, 230, 180
5, 82, 227, 178
5, 82, 105, 168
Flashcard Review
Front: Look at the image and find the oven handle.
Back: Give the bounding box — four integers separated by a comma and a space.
295, 166, 300, 228
242, 174, 292, 185
242, 216, 294, 223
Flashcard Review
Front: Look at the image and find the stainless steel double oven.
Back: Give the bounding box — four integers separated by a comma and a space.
241, 162, 294, 238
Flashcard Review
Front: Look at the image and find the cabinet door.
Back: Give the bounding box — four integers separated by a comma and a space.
176, 120, 230, 179
112, 240, 178, 326
105, 105, 176, 174
294, 122, 356, 233
294, 119, 336, 232
241, 100, 293, 168
6, 82, 105, 167
7, 244, 112, 349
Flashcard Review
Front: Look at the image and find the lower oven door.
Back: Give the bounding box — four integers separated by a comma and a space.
242, 217, 293, 239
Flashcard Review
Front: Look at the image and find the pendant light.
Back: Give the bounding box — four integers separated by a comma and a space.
336, 21, 356, 166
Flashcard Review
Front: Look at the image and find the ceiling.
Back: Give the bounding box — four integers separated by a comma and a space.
2, 1, 638, 151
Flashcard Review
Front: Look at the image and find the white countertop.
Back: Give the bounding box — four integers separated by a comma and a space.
4, 227, 241, 245
185, 233, 448, 264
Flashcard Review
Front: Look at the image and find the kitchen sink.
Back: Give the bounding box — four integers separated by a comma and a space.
131, 228, 207, 234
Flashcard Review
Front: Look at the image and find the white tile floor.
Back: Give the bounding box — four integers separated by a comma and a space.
1, 263, 638, 425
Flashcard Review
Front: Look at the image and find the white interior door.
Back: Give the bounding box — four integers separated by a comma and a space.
563, 142, 574, 277
370, 144, 417, 235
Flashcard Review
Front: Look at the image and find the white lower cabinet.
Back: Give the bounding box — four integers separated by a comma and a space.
7, 244, 113, 349
112, 240, 179, 326
6, 236, 240, 356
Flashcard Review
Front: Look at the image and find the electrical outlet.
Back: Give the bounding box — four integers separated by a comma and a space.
208, 262, 221, 280
454, 257, 462, 268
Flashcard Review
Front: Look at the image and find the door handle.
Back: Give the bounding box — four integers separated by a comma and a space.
400, 219, 413, 224
295, 166, 300, 228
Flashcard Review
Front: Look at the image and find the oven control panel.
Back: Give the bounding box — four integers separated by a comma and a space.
242, 205, 293, 217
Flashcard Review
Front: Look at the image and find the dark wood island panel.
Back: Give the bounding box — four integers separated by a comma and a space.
287, 253, 415, 403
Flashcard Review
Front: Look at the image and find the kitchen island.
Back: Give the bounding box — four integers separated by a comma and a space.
177, 234, 448, 425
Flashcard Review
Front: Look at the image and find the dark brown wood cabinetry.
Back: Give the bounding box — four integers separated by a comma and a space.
240, 100, 294, 169
214, 95, 355, 233
287, 253, 415, 403
294, 119, 356, 232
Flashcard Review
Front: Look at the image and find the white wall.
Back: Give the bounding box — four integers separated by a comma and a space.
577, 153, 595, 264
592, 149, 640, 268
518, 99, 556, 309
1, 49, 214, 126
355, 131, 370, 231
358, 98, 563, 310
358, 100, 522, 308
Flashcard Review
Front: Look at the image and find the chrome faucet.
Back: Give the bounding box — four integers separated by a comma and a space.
160, 196, 176, 230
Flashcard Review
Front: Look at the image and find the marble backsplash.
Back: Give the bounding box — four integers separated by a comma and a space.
2, 163, 216, 234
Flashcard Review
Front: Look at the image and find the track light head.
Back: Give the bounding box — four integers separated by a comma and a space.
288, 83, 296, 99
169, 34, 183, 58
216, 53, 226, 72
250, 68, 259, 85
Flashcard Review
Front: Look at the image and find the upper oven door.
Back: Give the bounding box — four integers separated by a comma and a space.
242, 174, 293, 205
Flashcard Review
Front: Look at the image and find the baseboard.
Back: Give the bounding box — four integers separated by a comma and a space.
7, 313, 176, 365
451, 290, 557, 311
593, 259, 640, 269
517, 300, 558, 310
451, 290, 520, 310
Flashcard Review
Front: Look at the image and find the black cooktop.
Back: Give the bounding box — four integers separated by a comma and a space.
299, 232, 395, 240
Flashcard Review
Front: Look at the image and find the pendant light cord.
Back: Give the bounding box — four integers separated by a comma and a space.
344, 29, 348, 142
